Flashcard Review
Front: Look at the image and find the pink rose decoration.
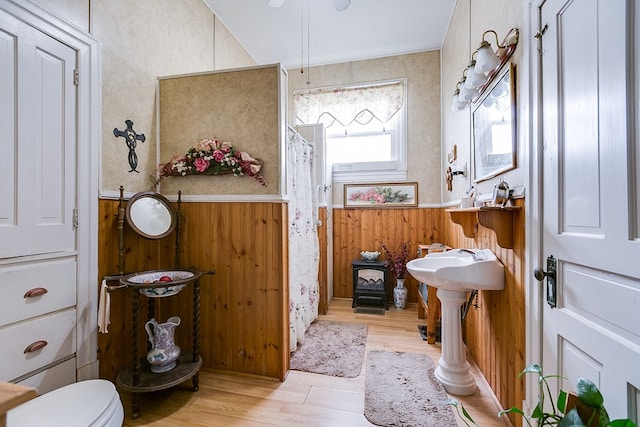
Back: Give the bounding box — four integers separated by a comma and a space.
194, 157, 210, 173
213, 150, 225, 162
155, 136, 266, 186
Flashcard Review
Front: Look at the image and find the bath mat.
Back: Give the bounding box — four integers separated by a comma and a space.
290, 320, 368, 377
364, 350, 457, 426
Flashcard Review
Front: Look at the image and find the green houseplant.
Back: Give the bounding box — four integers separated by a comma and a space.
447, 364, 636, 427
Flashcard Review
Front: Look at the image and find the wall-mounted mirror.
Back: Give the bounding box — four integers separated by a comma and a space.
473, 63, 516, 182
125, 191, 177, 239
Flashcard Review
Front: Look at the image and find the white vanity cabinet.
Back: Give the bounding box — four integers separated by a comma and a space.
0, 256, 78, 394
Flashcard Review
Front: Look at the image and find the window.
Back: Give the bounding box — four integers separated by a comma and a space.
293, 80, 407, 182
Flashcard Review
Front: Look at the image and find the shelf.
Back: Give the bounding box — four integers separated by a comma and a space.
446, 206, 522, 249
117, 352, 202, 393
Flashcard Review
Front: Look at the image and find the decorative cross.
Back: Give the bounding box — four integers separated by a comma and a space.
113, 119, 145, 173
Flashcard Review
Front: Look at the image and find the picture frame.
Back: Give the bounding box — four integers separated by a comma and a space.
344, 182, 418, 208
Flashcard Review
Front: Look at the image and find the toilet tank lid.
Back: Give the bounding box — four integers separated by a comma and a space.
7, 379, 119, 426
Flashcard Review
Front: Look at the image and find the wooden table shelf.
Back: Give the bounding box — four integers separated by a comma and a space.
417, 283, 441, 344
446, 206, 522, 249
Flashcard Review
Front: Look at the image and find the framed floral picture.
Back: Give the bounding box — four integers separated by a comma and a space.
344, 182, 418, 208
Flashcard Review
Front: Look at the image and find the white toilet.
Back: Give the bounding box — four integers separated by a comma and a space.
7, 379, 124, 427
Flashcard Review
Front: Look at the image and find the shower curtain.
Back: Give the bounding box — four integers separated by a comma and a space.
287, 127, 320, 352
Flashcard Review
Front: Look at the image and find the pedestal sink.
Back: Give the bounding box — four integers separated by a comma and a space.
406, 248, 504, 395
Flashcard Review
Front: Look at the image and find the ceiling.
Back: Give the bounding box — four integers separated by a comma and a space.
202, 0, 456, 70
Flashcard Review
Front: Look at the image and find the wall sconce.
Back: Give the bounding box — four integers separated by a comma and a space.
452, 28, 519, 111
451, 82, 467, 111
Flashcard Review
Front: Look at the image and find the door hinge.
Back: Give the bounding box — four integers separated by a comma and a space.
73, 208, 78, 230
73, 69, 79, 86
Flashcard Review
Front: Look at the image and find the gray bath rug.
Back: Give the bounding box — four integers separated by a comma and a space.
364, 350, 458, 426
290, 320, 368, 378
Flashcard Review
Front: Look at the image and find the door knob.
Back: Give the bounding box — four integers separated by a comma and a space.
534, 255, 557, 308
533, 267, 551, 281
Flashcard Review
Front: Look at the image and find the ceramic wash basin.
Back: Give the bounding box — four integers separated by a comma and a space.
406, 248, 504, 292
406, 248, 505, 395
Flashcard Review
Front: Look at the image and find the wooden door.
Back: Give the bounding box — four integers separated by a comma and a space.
538, 0, 640, 419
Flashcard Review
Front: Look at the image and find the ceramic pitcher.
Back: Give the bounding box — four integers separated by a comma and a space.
145, 316, 181, 373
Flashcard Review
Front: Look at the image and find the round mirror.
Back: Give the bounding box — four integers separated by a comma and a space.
125, 192, 177, 239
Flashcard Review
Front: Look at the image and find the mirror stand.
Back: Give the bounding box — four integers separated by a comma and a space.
115, 186, 183, 274
109, 187, 209, 419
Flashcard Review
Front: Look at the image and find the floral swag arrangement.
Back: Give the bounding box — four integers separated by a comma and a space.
381, 242, 410, 280
156, 138, 267, 186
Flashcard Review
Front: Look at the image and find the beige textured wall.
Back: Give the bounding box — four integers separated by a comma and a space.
93, 0, 217, 193
214, 15, 256, 70
442, 0, 472, 202
39, 0, 257, 194
287, 51, 442, 206
441, 0, 524, 203
158, 66, 280, 195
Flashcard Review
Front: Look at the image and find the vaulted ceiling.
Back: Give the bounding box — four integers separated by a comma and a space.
203, 0, 456, 69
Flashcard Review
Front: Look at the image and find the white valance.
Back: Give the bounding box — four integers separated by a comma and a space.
293, 80, 405, 127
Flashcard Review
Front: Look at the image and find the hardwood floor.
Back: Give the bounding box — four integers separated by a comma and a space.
122, 299, 511, 426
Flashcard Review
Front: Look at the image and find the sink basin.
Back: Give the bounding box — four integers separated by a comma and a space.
120, 269, 202, 298
406, 249, 504, 292
405, 248, 504, 395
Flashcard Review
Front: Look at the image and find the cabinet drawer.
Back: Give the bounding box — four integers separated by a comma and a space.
0, 258, 76, 326
16, 357, 76, 395
0, 309, 76, 382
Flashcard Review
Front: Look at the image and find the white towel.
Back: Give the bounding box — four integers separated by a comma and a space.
98, 279, 111, 333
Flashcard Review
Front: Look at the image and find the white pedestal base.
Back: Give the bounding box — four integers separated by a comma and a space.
434, 288, 477, 396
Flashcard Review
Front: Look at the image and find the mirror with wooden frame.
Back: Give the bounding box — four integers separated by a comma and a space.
472, 63, 516, 182
125, 191, 177, 239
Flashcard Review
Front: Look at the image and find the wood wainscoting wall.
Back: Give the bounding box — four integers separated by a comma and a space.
332, 207, 443, 303
443, 199, 526, 427
317, 207, 329, 315
98, 198, 289, 383
98, 196, 525, 426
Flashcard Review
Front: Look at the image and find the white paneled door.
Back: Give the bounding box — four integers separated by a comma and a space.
0, 8, 77, 258
538, 0, 640, 419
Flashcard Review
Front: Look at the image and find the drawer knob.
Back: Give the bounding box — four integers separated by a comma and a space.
23, 287, 48, 298
24, 340, 48, 353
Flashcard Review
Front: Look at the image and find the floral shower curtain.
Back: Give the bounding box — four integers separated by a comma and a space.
287, 127, 320, 352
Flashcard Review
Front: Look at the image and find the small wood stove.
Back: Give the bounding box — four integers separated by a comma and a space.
351, 260, 389, 310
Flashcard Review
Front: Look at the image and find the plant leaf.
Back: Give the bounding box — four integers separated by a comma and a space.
519, 364, 542, 377
499, 407, 526, 417
597, 407, 612, 427
559, 408, 587, 427
608, 420, 637, 427
558, 390, 568, 413
532, 402, 544, 419
576, 378, 604, 408
461, 404, 477, 424
444, 398, 478, 426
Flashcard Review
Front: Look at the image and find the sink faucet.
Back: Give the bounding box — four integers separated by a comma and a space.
458, 248, 485, 261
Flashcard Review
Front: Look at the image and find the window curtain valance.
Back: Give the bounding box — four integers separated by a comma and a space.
293, 80, 405, 127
